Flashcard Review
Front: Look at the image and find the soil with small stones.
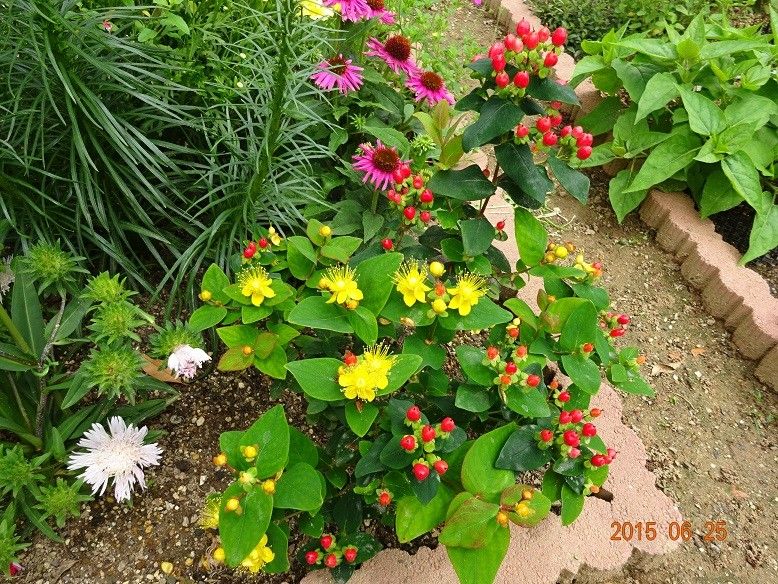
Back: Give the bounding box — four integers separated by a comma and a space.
18, 3, 778, 584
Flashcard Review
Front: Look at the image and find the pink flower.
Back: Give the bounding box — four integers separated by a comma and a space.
102, 20, 113, 32
406, 70, 455, 106
472, 0, 482, 5
9, 563, 22, 577
365, 0, 396, 23
365, 35, 419, 76
324, 0, 371, 21
353, 141, 410, 191
311, 55, 364, 94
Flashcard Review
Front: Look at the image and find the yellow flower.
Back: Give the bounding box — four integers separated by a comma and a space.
361, 344, 396, 389
432, 298, 447, 314
447, 273, 487, 316
393, 261, 431, 307
324, 265, 363, 306
240, 534, 275, 573
199, 495, 220, 530
267, 227, 282, 246
238, 267, 276, 307
338, 362, 378, 402
300, 0, 334, 19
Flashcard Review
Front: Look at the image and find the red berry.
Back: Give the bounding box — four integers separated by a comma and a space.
505, 361, 518, 374
592, 261, 603, 270
550, 114, 563, 127
582, 422, 597, 437
577, 133, 594, 147
488, 42, 505, 59
508, 327, 519, 338
496, 219, 506, 231
524, 31, 540, 50
515, 123, 529, 138
378, 491, 392, 506
559, 411, 572, 424
500, 374, 512, 385
591, 454, 607, 467
492, 54, 507, 72
504, 34, 522, 52
569, 447, 581, 459
515, 345, 528, 358
440, 417, 456, 432
420, 210, 431, 223
536, 116, 552, 133
551, 27, 568, 46
571, 125, 584, 139
486, 346, 499, 359
420, 189, 434, 203
513, 71, 530, 88
540, 429, 554, 442
381, 238, 393, 250
320, 534, 334, 550
558, 390, 570, 403
344, 547, 358, 563
607, 447, 617, 459
590, 408, 602, 417
577, 146, 592, 160
544, 52, 558, 67
495, 71, 510, 88
560, 125, 573, 137
344, 352, 357, 366
400, 435, 417, 451
413, 463, 430, 481
516, 18, 531, 36
243, 246, 256, 259
412, 175, 424, 189
401, 165, 412, 179
550, 100, 562, 110
306, 550, 319, 565
610, 327, 625, 338
617, 314, 630, 325
406, 405, 421, 422
403, 206, 416, 220
537, 26, 551, 42
526, 374, 541, 387
542, 132, 558, 146
393, 169, 405, 184
433, 459, 448, 475
258, 237, 269, 249
421, 424, 436, 442
571, 409, 583, 423
324, 553, 338, 569
582, 342, 594, 353
563, 429, 579, 447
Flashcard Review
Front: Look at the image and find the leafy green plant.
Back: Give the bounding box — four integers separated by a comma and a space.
572, 12, 778, 263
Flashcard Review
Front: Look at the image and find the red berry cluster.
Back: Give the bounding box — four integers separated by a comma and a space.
305, 535, 358, 569
386, 165, 435, 228
537, 408, 616, 468
400, 405, 454, 481
604, 312, 631, 338
482, 342, 539, 389
515, 115, 593, 161
242, 236, 272, 259
487, 19, 567, 91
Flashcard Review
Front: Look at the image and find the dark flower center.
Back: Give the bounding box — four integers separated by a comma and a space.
367, 0, 385, 9
328, 55, 348, 76
420, 71, 444, 91
372, 146, 400, 173
384, 35, 411, 62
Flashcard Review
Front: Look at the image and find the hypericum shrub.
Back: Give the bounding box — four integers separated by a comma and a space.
194, 14, 654, 584
571, 13, 777, 263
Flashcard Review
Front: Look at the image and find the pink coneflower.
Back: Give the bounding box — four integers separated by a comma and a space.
324, 0, 371, 21
365, 0, 396, 24
406, 70, 455, 106
366, 35, 419, 76
353, 141, 409, 191
311, 55, 364, 94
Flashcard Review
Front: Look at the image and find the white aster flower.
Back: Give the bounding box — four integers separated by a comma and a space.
0, 257, 14, 300
167, 344, 211, 380
67, 416, 162, 502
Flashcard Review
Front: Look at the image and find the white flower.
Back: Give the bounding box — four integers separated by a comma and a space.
0, 257, 14, 300
167, 344, 211, 380
67, 417, 162, 502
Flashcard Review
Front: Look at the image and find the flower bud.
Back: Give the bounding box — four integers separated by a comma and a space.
429, 261, 445, 277
319, 225, 332, 237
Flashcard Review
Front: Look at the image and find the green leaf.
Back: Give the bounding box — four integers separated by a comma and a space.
455, 384, 494, 413
49, 296, 91, 341
547, 154, 590, 203
345, 401, 379, 437
505, 387, 551, 418
439, 297, 513, 331
611, 59, 650, 102
724, 94, 778, 129
189, 305, 227, 332
496, 142, 552, 205
241, 305, 272, 324
526, 76, 579, 104
455, 345, 495, 386
609, 167, 648, 222
379, 354, 423, 394
403, 334, 445, 370
380, 436, 417, 469
541, 297, 589, 333
253, 344, 287, 380
742, 204, 778, 264
561, 354, 601, 393
321, 236, 362, 262
635, 73, 679, 122
495, 425, 552, 471
446, 523, 509, 584
346, 306, 378, 345
439, 495, 500, 548
679, 88, 725, 136
10, 268, 44, 357
427, 165, 496, 201
241, 405, 289, 478
462, 96, 524, 152
721, 151, 768, 213
570, 55, 607, 87
161, 13, 190, 35
395, 485, 454, 543
286, 236, 316, 280
699, 168, 742, 218
286, 358, 344, 401
288, 427, 319, 468
201, 264, 231, 304
461, 423, 516, 496
699, 40, 768, 59
263, 523, 290, 574
578, 96, 623, 135
354, 252, 403, 314
219, 484, 273, 566
217, 347, 253, 371
513, 207, 548, 266
364, 125, 411, 158
503, 298, 538, 328
460, 217, 496, 257
624, 132, 701, 193
559, 301, 598, 352
501, 484, 552, 527
288, 296, 353, 334
561, 484, 585, 525
618, 38, 676, 60
216, 324, 259, 349
274, 462, 324, 511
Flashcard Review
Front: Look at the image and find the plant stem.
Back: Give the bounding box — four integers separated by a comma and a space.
479, 163, 501, 215
35, 292, 66, 440
0, 304, 33, 355
7, 372, 32, 429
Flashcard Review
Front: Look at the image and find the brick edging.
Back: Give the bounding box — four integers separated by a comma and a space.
482, 0, 777, 390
